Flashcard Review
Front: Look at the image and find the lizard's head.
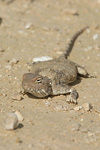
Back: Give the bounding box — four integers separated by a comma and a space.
22, 73, 52, 98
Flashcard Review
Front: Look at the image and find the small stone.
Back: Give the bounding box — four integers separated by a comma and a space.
63, 9, 79, 16
95, 131, 100, 136
80, 128, 89, 133
5, 113, 19, 130
44, 100, 51, 107
62, 105, 69, 111
74, 106, 82, 111
33, 56, 53, 62
15, 137, 22, 143
82, 103, 92, 111
15, 111, 24, 121
93, 24, 99, 29
5, 65, 11, 70
12, 93, 23, 101
80, 118, 84, 122
3, 93, 7, 97
0, 48, 5, 52
47, 97, 52, 100
0, 74, 2, 77
54, 105, 63, 111
93, 34, 99, 40
72, 123, 81, 131
5, 59, 10, 62
28, 144, 33, 148
25, 23, 34, 29
10, 58, 19, 65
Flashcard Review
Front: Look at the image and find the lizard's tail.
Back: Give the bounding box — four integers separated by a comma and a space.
61, 26, 88, 59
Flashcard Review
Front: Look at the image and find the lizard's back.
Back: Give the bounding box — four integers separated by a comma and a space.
30, 57, 77, 85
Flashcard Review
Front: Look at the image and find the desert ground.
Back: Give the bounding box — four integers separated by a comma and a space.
0, 0, 100, 150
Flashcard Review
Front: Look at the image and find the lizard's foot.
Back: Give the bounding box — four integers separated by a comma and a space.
76, 65, 96, 78
66, 88, 78, 104
66, 95, 77, 104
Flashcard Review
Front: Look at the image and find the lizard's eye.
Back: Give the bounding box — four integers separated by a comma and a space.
35, 77, 42, 83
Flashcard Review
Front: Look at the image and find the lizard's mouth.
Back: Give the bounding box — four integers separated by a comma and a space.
24, 87, 51, 98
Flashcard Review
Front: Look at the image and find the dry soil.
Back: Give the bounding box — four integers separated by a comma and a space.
0, 0, 100, 150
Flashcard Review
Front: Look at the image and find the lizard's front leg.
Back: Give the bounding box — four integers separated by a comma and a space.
52, 84, 78, 104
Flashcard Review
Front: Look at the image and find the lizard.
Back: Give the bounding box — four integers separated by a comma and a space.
22, 27, 89, 104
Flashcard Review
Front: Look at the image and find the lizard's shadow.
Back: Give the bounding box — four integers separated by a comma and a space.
27, 93, 49, 99
69, 77, 82, 86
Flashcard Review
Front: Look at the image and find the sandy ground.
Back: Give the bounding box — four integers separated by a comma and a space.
0, 0, 100, 149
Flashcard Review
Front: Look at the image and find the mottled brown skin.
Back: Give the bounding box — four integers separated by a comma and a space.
22, 27, 88, 104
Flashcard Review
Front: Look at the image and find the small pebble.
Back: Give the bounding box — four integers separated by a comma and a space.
93, 34, 99, 40
80, 128, 89, 133
82, 103, 92, 111
63, 9, 79, 15
0, 48, 5, 52
33, 56, 53, 62
62, 105, 69, 111
95, 131, 100, 136
72, 123, 81, 131
93, 24, 99, 29
28, 144, 33, 148
3, 93, 7, 97
44, 100, 51, 107
5, 113, 19, 130
74, 106, 82, 111
12, 93, 23, 101
54, 105, 63, 111
80, 118, 84, 122
10, 58, 19, 65
5, 65, 11, 70
0, 74, 2, 78
25, 23, 33, 29
15, 137, 22, 143
56, 50, 63, 55
15, 111, 24, 121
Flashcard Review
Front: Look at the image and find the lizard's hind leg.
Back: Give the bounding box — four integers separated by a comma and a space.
76, 65, 89, 77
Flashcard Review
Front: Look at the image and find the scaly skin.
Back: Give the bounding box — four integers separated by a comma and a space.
22, 27, 88, 104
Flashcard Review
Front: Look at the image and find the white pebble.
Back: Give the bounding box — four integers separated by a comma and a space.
5, 113, 19, 130
0, 74, 2, 77
25, 23, 33, 29
80, 118, 84, 122
5, 65, 12, 70
18, 30, 26, 34
44, 100, 51, 107
82, 103, 92, 111
93, 34, 99, 40
15, 111, 24, 121
54, 105, 63, 111
33, 56, 53, 62
10, 58, 19, 65
28, 144, 33, 148
74, 106, 82, 111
